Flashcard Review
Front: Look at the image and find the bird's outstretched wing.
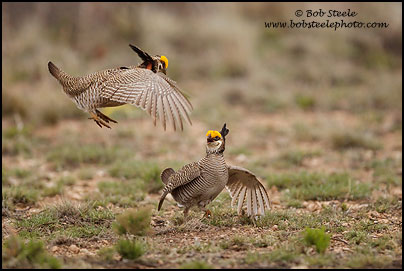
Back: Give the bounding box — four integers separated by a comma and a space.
226, 165, 270, 218
100, 68, 192, 131
158, 161, 201, 211
129, 44, 153, 63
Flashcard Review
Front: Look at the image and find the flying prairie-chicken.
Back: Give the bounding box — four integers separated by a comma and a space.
158, 124, 270, 219
48, 44, 192, 130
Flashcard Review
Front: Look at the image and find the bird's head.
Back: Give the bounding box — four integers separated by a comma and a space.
129, 44, 168, 74
205, 123, 229, 154
154, 55, 168, 74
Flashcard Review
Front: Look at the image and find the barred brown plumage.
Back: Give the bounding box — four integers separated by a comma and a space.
48, 44, 192, 130
158, 124, 271, 219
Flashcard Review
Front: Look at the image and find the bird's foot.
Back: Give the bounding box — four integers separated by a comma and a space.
89, 112, 111, 129
96, 109, 118, 124
203, 209, 212, 218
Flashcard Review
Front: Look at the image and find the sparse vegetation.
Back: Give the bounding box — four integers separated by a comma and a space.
2, 235, 61, 269
15, 201, 115, 240
47, 143, 129, 170
266, 171, 371, 201
109, 159, 163, 194
96, 179, 145, 207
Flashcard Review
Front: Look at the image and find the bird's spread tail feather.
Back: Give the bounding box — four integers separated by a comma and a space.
161, 168, 175, 185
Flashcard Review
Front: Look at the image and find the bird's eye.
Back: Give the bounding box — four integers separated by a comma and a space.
215, 136, 219, 140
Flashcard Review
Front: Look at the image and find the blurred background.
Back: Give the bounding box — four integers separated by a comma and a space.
2, 2, 401, 128
2, 1, 402, 189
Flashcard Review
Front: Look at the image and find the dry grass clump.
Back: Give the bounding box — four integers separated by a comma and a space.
113, 207, 152, 236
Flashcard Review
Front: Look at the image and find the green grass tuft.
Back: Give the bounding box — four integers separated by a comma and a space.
303, 227, 331, 253
115, 238, 146, 260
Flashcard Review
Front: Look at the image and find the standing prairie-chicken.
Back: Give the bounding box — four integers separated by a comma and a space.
48, 44, 192, 130
158, 123, 270, 219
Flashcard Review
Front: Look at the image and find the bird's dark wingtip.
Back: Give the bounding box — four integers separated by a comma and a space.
129, 44, 152, 61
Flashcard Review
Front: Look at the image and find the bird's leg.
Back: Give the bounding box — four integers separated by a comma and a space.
96, 109, 118, 124
199, 206, 212, 219
89, 112, 111, 129
183, 207, 190, 218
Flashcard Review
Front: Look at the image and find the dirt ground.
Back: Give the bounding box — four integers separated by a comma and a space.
2, 109, 402, 268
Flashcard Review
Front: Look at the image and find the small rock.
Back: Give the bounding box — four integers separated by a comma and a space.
69, 244, 80, 254
271, 225, 278, 231
51, 246, 58, 253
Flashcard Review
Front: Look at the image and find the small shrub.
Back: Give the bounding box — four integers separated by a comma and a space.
113, 207, 151, 236
115, 239, 145, 260
303, 227, 330, 254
